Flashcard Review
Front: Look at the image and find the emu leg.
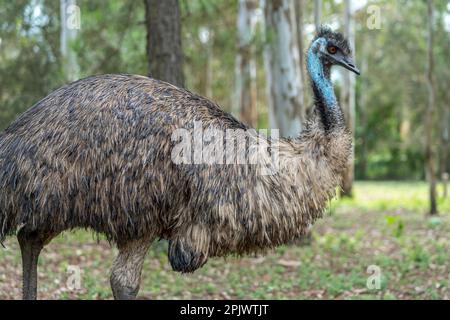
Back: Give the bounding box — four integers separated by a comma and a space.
17, 230, 57, 300
110, 237, 154, 300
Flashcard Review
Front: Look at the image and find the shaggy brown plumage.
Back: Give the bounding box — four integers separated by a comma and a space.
0, 74, 349, 267
0, 27, 357, 299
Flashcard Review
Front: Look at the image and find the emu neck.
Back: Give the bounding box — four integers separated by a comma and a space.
307, 44, 345, 132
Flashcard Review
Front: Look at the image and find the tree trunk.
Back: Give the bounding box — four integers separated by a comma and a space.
235, 0, 258, 128
340, 0, 356, 198
262, 0, 304, 137
357, 35, 369, 179
60, 0, 79, 81
314, 0, 322, 32
294, 0, 307, 110
443, 172, 449, 198
425, 0, 438, 214
144, 0, 184, 88
441, 92, 449, 198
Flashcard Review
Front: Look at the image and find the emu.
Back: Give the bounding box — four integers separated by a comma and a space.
0, 27, 359, 299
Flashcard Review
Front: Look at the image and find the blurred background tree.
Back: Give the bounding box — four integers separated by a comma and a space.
144, 0, 184, 87
0, 0, 449, 213
234, 0, 258, 127
263, 0, 305, 137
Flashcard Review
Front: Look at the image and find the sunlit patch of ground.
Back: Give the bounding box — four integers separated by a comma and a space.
0, 181, 449, 299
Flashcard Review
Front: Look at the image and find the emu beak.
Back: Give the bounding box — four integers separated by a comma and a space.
339, 57, 360, 75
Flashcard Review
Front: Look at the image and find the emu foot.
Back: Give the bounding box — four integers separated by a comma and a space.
168, 238, 208, 273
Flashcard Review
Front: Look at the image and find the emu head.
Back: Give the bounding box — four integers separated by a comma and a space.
309, 26, 360, 76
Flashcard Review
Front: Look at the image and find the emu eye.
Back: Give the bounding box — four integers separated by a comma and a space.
327, 46, 337, 54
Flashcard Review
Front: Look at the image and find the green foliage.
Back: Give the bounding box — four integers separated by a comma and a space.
333, 181, 450, 213
0, 0, 63, 129
73, 1, 147, 76
353, 0, 449, 180
384, 215, 404, 237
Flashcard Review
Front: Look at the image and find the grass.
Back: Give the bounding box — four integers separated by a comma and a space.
0, 181, 449, 300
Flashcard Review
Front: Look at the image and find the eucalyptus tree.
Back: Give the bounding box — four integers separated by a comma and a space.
144, 0, 184, 87
262, 0, 304, 137
235, 0, 258, 127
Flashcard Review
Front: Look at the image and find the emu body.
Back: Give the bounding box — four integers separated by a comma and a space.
0, 27, 358, 299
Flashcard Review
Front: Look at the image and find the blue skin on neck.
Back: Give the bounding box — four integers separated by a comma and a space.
307, 38, 337, 107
